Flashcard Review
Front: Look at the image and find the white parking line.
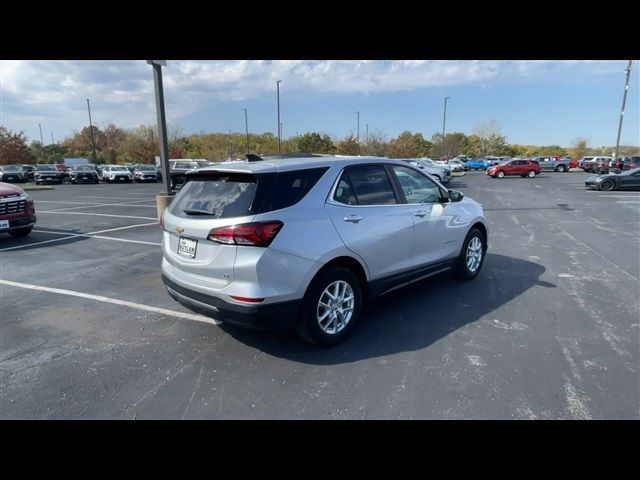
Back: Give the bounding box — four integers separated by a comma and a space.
0, 279, 219, 324
598, 194, 640, 198
78, 196, 157, 201
37, 211, 157, 220
616, 201, 640, 204
88, 222, 159, 235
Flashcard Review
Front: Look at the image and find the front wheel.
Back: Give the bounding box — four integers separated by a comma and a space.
296, 266, 362, 346
453, 228, 486, 280
527, 170, 536, 178
497, 171, 505, 178
600, 179, 615, 191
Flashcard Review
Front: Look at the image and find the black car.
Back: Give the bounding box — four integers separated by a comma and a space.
169, 160, 214, 190
69, 165, 99, 184
0, 165, 26, 183
34, 164, 65, 184
585, 168, 640, 191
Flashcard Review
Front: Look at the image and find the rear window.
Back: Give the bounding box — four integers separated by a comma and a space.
170, 173, 259, 219
259, 167, 328, 213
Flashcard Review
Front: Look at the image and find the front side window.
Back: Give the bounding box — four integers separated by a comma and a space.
340, 165, 397, 206
391, 166, 442, 204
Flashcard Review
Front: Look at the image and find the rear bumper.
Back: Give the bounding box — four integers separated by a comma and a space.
162, 274, 301, 331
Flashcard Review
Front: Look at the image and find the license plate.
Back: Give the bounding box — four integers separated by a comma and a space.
119, 177, 125, 181
178, 236, 197, 258
0, 220, 9, 229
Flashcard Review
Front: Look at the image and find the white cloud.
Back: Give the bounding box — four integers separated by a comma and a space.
0, 60, 632, 142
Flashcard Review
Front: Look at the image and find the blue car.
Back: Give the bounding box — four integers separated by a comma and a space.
465, 159, 489, 170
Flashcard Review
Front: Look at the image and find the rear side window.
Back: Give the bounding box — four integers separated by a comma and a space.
338, 165, 397, 206
259, 167, 328, 213
170, 173, 258, 219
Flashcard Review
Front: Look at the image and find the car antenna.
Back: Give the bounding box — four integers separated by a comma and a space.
246, 154, 264, 162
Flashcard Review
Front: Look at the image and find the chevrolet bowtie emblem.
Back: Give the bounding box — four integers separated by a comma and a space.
175, 226, 184, 234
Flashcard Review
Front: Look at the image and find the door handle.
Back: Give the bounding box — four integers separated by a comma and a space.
344, 215, 363, 223
414, 211, 428, 217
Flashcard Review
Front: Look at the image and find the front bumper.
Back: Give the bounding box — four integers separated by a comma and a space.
162, 274, 301, 331
0, 216, 36, 232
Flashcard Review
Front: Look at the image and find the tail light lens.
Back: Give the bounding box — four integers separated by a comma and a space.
208, 221, 283, 247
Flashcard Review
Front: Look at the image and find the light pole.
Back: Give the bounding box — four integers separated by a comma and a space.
86, 99, 98, 164
442, 96, 451, 159
244, 108, 250, 154
147, 60, 171, 197
613, 60, 633, 164
277, 80, 282, 154
38, 123, 45, 163
51, 132, 55, 144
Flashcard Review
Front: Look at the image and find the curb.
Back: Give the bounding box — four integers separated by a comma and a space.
22, 185, 55, 191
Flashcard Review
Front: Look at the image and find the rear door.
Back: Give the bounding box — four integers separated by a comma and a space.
325, 164, 414, 281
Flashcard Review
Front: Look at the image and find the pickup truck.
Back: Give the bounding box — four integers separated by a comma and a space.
534, 156, 571, 172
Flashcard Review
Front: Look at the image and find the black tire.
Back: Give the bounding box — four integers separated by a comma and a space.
35, 181, 40, 185
527, 170, 536, 178
555, 166, 562, 172
600, 179, 615, 191
452, 228, 486, 281
9, 227, 32, 238
296, 266, 362, 347
497, 171, 505, 178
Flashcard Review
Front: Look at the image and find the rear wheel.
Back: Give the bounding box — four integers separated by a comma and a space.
296, 266, 362, 346
527, 170, 536, 178
600, 179, 615, 191
9, 227, 32, 238
453, 228, 486, 280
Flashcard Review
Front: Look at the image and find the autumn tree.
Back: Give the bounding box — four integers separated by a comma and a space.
570, 138, 589, 160
430, 132, 467, 158
472, 120, 507, 156
335, 134, 360, 155
0, 126, 36, 165
361, 129, 389, 157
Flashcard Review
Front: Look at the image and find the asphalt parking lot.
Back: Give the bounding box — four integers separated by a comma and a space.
1, 172, 638, 419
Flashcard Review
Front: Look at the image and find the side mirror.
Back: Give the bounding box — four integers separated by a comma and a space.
448, 190, 464, 202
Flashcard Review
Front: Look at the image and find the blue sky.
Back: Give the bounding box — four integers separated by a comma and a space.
1, 60, 638, 147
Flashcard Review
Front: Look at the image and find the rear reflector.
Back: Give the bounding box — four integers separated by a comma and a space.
229, 295, 265, 303
208, 221, 283, 247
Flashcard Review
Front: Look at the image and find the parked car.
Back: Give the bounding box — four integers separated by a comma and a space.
465, 159, 489, 170
446, 159, 466, 172
21, 165, 36, 182
578, 156, 595, 170
402, 159, 451, 184
487, 159, 541, 178
169, 160, 215, 190
34, 164, 65, 184
582, 156, 612, 173
0, 165, 26, 183
0, 181, 36, 237
102, 165, 134, 183
69, 165, 100, 184
621, 156, 640, 172
584, 168, 640, 191
535, 156, 571, 172
161, 156, 488, 346
133, 165, 159, 183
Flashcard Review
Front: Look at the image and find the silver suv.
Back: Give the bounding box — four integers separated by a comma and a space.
161, 156, 488, 345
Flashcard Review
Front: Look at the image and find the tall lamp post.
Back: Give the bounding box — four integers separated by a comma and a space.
244, 108, 250, 154
441, 96, 451, 160
147, 60, 172, 204
86, 99, 97, 163
613, 60, 633, 164
277, 80, 282, 154
38, 123, 45, 163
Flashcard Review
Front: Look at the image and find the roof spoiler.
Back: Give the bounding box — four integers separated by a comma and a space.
246, 154, 264, 162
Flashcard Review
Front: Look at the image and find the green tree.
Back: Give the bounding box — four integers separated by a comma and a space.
361, 129, 389, 157
387, 131, 431, 158
297, 132, 336, 154
0, 126, 36, 165
570, 138, 589, 160
430, 132, 467, 158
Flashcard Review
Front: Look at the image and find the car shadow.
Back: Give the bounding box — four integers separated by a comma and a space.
0, 227, 89, 251
219, 253, 551, 364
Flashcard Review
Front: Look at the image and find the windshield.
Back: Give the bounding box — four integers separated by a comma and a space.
137, 166, 156, 171
3, 166, 21, 171
620, 168, 640, 176
72, 166, 95, 171
36, 165, 57, 171
112, 167, 128, 172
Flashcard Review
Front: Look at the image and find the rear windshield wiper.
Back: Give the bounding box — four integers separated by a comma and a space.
183, 208, 215, 215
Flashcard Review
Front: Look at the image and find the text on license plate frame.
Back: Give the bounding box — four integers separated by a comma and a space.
0, 220, 9, 229
178, 236, 198, 258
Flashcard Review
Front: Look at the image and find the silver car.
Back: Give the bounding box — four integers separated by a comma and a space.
161, 156, 488, 345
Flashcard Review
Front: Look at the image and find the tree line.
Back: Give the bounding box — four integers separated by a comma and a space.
1, 123, 638, 166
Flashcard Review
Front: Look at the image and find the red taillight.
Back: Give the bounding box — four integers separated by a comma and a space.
229, 295, 265, 303
208, 221, 283, 247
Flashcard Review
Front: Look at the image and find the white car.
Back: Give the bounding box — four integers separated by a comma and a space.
102, 165, 133, 183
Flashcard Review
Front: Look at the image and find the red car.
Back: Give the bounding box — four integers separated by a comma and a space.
486, 159, 541, 178
0, 182, 37, 237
